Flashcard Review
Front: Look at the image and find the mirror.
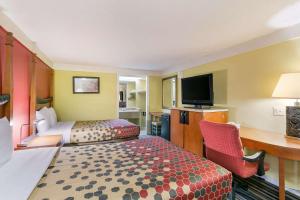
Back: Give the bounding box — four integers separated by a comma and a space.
162, 76, 177, 109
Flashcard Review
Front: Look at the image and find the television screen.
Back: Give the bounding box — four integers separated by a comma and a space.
181, 73, 213, 106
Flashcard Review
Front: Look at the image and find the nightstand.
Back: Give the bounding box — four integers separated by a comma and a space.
16, 135, 63, 150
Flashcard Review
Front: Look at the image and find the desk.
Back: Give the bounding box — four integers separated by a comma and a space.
239, 127, 300, 200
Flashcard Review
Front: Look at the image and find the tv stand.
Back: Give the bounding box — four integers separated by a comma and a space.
170, 108, 228, 156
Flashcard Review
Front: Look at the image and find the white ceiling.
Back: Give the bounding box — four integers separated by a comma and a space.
1, 0, 300, 73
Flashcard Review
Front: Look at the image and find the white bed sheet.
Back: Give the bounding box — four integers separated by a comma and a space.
0, 147, 58, 200
38, 121, 75, 143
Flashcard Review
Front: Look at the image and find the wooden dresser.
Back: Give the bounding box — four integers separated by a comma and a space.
170, 107, 228, 156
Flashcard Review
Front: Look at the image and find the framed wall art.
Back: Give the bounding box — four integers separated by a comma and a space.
73, 76, 100, 94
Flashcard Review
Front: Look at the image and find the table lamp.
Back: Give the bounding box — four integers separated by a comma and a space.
272, 73, 300, 139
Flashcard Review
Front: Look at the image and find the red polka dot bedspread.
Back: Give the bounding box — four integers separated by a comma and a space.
29, 137, 232, 200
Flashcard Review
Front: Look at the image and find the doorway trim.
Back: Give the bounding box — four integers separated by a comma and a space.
117, 74, 149, 134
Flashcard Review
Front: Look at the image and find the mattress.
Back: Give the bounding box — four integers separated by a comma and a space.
70, 119, 140, 143
29, 137, 232, 199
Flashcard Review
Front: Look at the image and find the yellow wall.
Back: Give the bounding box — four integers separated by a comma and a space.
149, 76, 162, 112
172, 38, 300, 190
162, 78, 172, 108
54, 70, 117, 121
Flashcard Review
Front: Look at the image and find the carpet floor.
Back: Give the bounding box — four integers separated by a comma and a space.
233, 176, 300, 200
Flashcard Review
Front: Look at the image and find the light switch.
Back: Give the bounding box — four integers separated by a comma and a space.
273, 106, 286, 116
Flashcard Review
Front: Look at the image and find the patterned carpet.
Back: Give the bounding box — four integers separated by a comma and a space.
233, 176, 300, 200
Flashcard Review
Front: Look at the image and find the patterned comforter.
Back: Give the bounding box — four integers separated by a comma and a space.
70, 119, 140, 143
29, 137, 232, 200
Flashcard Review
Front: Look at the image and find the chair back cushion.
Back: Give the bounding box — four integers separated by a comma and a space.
200, 120, 244, 158
200, 120, 257, 178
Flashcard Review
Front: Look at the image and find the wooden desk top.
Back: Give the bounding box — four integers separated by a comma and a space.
239, 127, 300, 161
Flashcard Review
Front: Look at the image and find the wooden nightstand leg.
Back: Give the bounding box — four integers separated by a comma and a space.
278, 157, 285, 200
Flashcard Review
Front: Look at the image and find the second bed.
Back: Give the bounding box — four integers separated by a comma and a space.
38, 119, 140, 144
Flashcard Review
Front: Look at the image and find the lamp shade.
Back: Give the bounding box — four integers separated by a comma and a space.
272, 73, 300, 99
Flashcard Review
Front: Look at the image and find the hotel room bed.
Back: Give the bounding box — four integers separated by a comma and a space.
25, 137, 232, 200
38, 119, 140, 144
0, 147, 59, 200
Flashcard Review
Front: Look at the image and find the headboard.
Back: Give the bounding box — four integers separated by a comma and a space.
36, 97, 53, 111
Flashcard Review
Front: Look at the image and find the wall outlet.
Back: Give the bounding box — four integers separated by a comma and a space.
273, 106, 286, 116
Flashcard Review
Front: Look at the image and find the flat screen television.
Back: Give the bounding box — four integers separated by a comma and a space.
181, 73, 213, 107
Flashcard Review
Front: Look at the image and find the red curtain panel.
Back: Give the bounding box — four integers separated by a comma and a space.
12, 39, 31, 146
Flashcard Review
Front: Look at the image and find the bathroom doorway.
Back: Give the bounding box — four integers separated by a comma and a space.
118, 75, 148, 135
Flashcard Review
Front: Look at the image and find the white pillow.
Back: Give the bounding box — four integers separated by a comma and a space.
39, 107, 51, 124
48, 107, 57, 127
36, 120, 50, 133
0, 117, 13, 167
35, 107, 51, 133
36, 110, 44, 121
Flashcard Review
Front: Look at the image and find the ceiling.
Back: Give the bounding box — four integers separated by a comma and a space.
1, 0, 300, 73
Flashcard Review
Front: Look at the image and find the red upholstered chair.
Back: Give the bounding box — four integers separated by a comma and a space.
199, 120, 269, 199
